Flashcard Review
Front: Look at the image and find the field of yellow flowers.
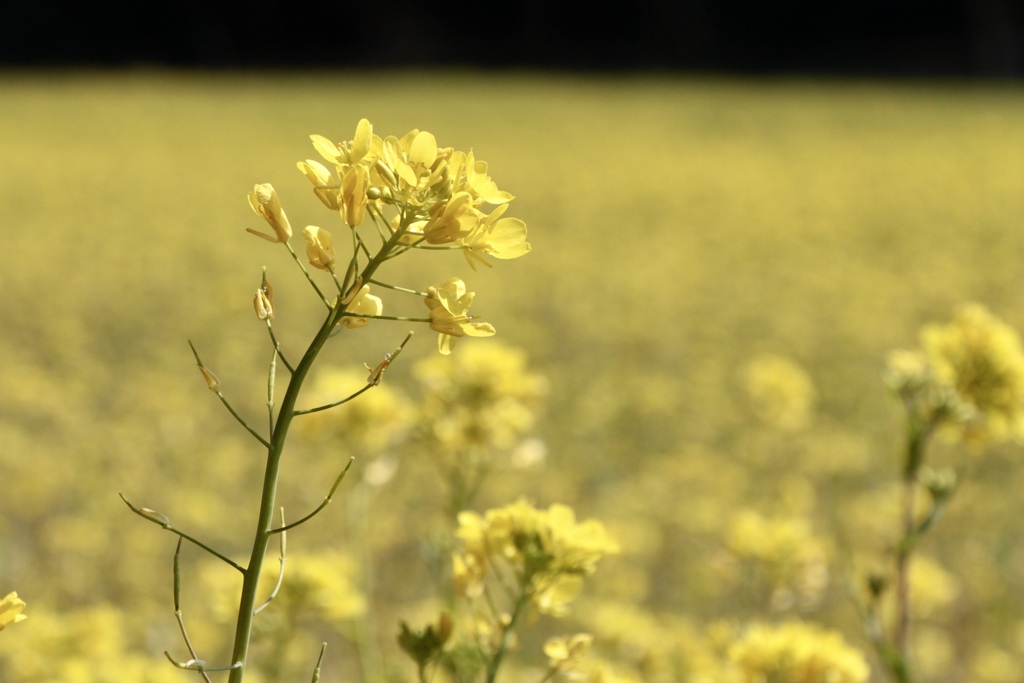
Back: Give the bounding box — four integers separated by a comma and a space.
2, 71, 1024, 683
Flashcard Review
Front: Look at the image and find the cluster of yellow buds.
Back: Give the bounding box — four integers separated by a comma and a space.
247, 119, 530, 355
453, 499, 619, 617
727, 620, 869, 683
885, 303, 1024, 445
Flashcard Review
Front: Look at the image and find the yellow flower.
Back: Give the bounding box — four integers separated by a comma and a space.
741, 354, 816, 431
246, 183, 292, 242
423, 278, 496, 355
921, 303, 1024, 442
453, 499, 618, 616
337, 284, 382, 329
451, 150, 514, 204
302, 225, 336, 271
422, 191, 479, 244
728, 620, 869, 683
297, 158, 340, 210
341, 164, 369, 227
0, 592, 27, 631
459, 202, 531, 270
544, 633, 594, 670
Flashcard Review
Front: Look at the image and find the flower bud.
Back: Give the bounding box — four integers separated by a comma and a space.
246, 183, 292, 243
302, 225, 336, 271
253, 286, 274, 320
341, 164, 369, 227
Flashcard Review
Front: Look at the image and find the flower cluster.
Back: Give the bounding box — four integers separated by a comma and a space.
247, 119, 530, 355
885, 303, 1024, 444
414, 341, 548, 453
727, 620, 870, 683
741, 354, 816, 432
453, 499, 619, 616
725, 509, 829, 611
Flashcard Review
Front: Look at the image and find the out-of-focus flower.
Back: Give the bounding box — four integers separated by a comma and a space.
398, 613, 453, 667
0, 592, 26, 631
921, 303, 1024, 443
725, 509, 829, 611
454, 499, 618, 616
258, 551, 366, 622
414, 341, 547, 452
246, 183, 292, 242
741, 354, 816, 431
728, 620, 870, 683
544, 633, 594, 671
886, 304, 1024, 445
302, 225, 336, 271
337, 284, 382, 329
424, 278, 495, 355
297, 367, 411, 452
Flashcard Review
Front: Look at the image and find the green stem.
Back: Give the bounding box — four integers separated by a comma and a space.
227, 229, 406, 682
227, 303, 346, 682
485, 591, 529, 683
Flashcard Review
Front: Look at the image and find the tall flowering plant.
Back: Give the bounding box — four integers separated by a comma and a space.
121, 120, 530, 682
864, 304, 1024, 683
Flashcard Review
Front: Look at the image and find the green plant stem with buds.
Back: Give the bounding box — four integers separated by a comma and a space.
227, 227, 410, 683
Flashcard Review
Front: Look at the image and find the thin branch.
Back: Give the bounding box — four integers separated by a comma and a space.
265, 321, 294, 373
367, 278, 430, 298
189, 341, 272, 449
255, 508, 288, 615
119, 493, 244, 573
284, 241, 332, 310
164, 652, 242, 673
270, 459, 355, 534
294, 382, 374, 416
267, 350, 278, 438
309, 643, 328, 683
172, 538, 213, 683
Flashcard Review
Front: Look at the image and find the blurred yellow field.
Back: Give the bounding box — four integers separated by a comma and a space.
1, 71, 1024, 682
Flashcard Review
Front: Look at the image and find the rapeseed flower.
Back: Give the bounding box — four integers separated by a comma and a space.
921, 303, 1024, 443
0, 592, 26, 631
246, 183, 292, 242
424, 278, 495, 355
302, 225, 336, 271
453, 499, 618, 616
336, 284, 382, 329
728, 620, 869, 683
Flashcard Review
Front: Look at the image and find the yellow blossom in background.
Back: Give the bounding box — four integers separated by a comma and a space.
257, 551, 367, 623
728, 620, 870, 683
921, 303, 1024, 443
741, 354, 816, 431
0, 592, 26, 631
0, 603, 181, 683
413, 341, 547, 452
297, 366, 412, 453
725, 509, 830, 610
246, 183, 292, 243
301, 225, 336, 271
424, 278, 495, 355
454, 499, 618, 616
544, 633, 594, 671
